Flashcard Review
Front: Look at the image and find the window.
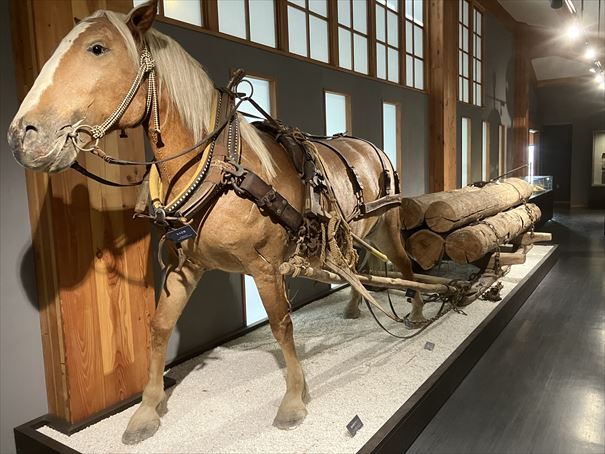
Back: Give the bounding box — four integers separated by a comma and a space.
472, 8, 483, 106
244, 275, 266, 325
375, 0, 400, 83
161, 0, 202, 26
325, 91, 351, 135
382, 102, 401, 177
461, 117, 471, 186
218, 0, 276, 47
458, 0, 483, 105
337, 0, 369, 74
528, 130, 538, 180
482, 121, 490, 180
498, 124, 507, 176
404, 0, 425, 89
237, 75, 276, 120
287, 0, 329, 63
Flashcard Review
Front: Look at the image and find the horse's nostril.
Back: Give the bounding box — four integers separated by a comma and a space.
25, 124, 38, 133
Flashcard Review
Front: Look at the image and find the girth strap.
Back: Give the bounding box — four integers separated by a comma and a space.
234, 170, 303, 235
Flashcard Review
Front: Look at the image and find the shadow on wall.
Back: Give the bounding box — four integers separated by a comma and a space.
19, 183, 153, 310
18, 182, 245, 364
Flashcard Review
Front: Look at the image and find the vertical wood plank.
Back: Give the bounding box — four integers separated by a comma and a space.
512, 23, 529, 177
428, 0, 458, 192
10, 0, 156, 423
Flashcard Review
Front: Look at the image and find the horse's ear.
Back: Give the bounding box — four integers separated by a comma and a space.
73, 17, 81, 25
126, 0, 158, 39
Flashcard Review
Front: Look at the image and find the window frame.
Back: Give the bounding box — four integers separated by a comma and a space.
381, 100, 402, 184
482, 120, 490, 181
403, 0, 426, 90
460, 116, 472, 187
231, 70, 278, 119
324, 90, 352, 136
335, 0, 370, 74
458, 0, 485, 106
151, 0, 427, 92
285, 0, 331, 62
498, 124, 508, 177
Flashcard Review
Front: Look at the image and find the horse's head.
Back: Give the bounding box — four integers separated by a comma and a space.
7, 1, 159, 173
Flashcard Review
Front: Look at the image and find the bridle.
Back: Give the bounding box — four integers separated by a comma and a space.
68, 46, 162, 156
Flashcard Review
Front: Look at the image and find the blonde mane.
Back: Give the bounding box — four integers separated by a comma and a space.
89, 10, 276, 180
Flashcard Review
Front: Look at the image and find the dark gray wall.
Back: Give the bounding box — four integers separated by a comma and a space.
0, 3, 48, 453
457, 13, 515, 184
536, 83, 605, 208
156, 21, 430, 196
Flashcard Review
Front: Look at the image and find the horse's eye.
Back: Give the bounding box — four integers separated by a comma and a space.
88, 44, 107, 56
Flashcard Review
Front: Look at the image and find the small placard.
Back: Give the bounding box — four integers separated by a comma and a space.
346, 415, 364, 437
166, 224, 197, 243
405, 288, 417, 298
424, 341, 435, 351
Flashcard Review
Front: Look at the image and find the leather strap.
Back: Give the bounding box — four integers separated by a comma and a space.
235, 170, 303, 235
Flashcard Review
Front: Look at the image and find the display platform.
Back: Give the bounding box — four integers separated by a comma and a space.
16, 245, 557, 454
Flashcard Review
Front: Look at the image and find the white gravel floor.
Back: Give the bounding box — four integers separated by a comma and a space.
39, 245, 553, 453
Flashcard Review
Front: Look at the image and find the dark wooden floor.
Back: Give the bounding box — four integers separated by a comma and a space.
409, 208, 605, 454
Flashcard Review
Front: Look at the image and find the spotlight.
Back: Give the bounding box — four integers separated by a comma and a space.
590, 67, 597, 73
584, 47, 597, 60
550, 0, 563, 8
566, 23, 582, 40
596, 72, 605, 84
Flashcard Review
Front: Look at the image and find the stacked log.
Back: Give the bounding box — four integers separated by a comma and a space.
400, 178, 549, 270
400, 186, 479, 230
424, 178, 533, 233
445, 203, 541, 264
406, 230, 445, 270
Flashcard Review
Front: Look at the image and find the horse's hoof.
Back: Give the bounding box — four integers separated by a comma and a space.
273, 406, 308, 430
343, 308, 361, 319
122, 419, 160, 445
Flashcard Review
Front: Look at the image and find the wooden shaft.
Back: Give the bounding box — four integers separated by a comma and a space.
278, 263, 452, 294
487, 251, 526, 268
513, 232, 552, 245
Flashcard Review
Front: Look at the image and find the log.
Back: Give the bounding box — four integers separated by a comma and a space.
278, 262, 453, 294
487, 251, 526, 268
445, 203, 541, 264
425, 178, 533, 232
406, 229, 445, 270
513, 232, 552, 246
400, 186, 479, 230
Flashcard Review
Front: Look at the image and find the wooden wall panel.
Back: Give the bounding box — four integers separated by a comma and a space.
512, 23, 530, 177
10, 0, 155, 424
428, 0, 458, 192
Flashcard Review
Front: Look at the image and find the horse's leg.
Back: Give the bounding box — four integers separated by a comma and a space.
343, 289, 362, 319
372, 211, 426, 322
253, 271, 308, 429
123, 263, 204, 445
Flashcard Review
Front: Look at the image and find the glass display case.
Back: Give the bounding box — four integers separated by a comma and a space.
525, 175, 553, 197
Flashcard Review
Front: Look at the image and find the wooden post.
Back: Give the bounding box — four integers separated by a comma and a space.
427, 0, 458, 192
9, 0, 155, 424
512, 23, 530, 177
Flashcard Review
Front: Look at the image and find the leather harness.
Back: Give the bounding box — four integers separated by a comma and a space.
67, 61, 402, 268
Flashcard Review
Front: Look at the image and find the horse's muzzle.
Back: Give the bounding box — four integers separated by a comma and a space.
7, 117, 77, 173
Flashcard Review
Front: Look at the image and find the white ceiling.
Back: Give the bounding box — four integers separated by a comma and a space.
531, 55, 591, 79
498, 0, 605, 81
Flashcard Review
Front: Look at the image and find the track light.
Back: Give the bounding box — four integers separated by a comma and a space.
584, 47, 597, 60
590, 66, 597, 73
595, 72, 605, 84
566, 23, 582, 40
550, 0, 564, 8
